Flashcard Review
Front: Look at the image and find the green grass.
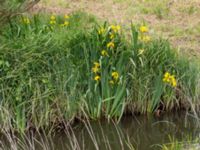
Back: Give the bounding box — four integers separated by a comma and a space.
0, 11, 199, 132
38, 0, 200, 57
0, 0, 40, 26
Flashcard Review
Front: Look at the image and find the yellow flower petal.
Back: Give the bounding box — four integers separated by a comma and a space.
98, 28, 105, 35
50, 15, 56, 20
94, 62, 100, 67
139, 26, 148, 33
163, 72, 177, 87
142, 35, 151, 42
110, 25, 121, 33
94, 75, 101, 81
23, 18, 30, 24
50, 20, 56, 25
112, 71, 119, 81
92, 67, 100, 73
107, 42, 115, 48
101, 50, 109, 56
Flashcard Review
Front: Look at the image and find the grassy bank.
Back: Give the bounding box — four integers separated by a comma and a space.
37, 0, 200, 56
0, 12, 199, 132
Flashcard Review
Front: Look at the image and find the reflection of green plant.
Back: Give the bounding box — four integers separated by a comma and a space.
161, 135, 199, 150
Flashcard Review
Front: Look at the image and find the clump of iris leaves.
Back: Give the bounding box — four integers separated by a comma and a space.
0, 11, 199, 132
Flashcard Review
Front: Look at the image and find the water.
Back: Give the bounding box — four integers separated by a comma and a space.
52, 112, 200, 150
1, 112, 200, 150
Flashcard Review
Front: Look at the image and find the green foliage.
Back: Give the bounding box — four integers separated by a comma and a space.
127, 25, 200, 113
0, 0, 39, 27
80, 24, 129, 119
0, 12, 199, 131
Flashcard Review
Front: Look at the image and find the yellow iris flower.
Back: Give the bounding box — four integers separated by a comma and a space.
92, 62, 100, 73
139, 25, 148, 33
139, 35, 151, 43
94, 75, 101, 81
23, 18, 30, 24
107, 42, 115, 48
98, 28, 105, 35
112, 71, 119, 81
163, 72, 177, 87
110, 25, 121, 33
94, 62, 100, 67
60, 21, 69, 27
101, 50, 109, 57
50, 15, 56, 20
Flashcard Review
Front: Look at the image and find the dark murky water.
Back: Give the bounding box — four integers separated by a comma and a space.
52, 112, 200, 150
1, 112, 200, 150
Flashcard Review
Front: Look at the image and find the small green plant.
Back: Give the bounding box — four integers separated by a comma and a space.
153, 6, 170, 19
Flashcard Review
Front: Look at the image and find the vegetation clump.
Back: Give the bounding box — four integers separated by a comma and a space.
0, 12, 199, 132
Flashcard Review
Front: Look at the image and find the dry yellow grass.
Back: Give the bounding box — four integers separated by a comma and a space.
34, 0, 200, 56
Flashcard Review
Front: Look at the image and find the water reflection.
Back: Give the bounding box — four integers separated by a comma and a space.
51, 112, 200, 150
1, 112, 200, 150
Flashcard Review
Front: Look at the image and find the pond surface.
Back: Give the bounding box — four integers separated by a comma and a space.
51, 112, 200, 150
1, 112, 200, 150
